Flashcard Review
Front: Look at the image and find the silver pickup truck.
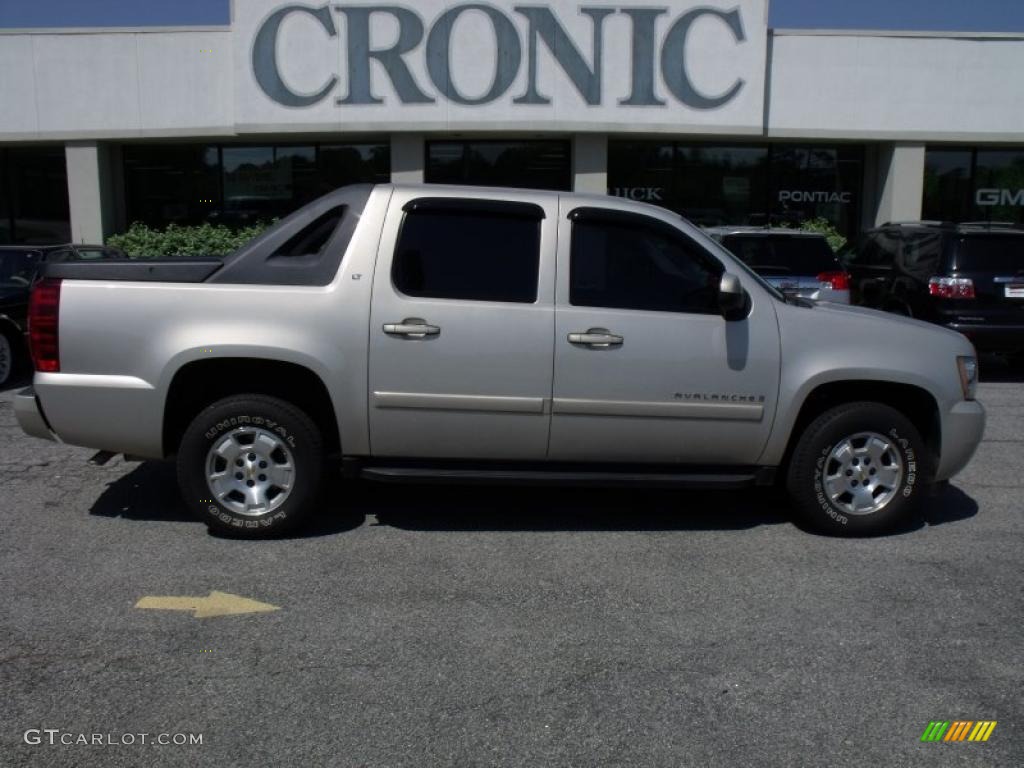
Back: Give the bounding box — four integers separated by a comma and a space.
15, 184, 985, 537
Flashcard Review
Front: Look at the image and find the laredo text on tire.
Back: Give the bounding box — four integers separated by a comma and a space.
786, 402, 929, 536
177, 395, 324, 537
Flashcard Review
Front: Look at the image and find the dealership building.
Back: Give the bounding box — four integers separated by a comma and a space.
0, 0, 1022, 246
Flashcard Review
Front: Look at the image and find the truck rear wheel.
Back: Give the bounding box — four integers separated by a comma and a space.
177, 395, 324, 538
0, 329, 16, 387
786, 402, 929, 536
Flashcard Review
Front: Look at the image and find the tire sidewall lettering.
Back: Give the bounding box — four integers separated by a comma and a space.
204, 414, 297, 448
888, 426, 918, 498
813, 444, 847, 524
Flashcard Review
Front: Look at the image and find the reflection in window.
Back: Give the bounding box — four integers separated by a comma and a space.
123, 145, 220, 228
608, 141, 862, 242
924, 147, 1024, 225
123, 142, 390, 230
678, 146, 769, 227
0, 147, 70, 244
769, 146, 862, 236
426, 141, 572, 191
923, 149, 972, 223
218, 146, 318, 227
974, 150, 1024, 224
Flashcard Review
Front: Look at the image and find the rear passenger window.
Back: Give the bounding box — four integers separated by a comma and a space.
393, 206, 540, 303
571, 215, 722, 314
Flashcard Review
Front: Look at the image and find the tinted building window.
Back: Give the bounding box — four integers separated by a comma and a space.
219, 146, 318, 227
607, 142, 676, 207
123, 142, 390, 229
974, 150, 1024, 224
321, 143, 390, 190
678, 146, 770, 227
0, 147, 70, 244
924, 147, 1024, 225
123, 144, 220, 227
393, 208, 540, 303
769, 146, 862, 234
571, 215, 722, 314
426, 141, 571, 191
923, 149, 973, 222
609, 142, 863, 241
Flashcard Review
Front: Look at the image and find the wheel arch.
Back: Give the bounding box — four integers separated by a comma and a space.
775, 380, 941, 481
162, 358, 340, 459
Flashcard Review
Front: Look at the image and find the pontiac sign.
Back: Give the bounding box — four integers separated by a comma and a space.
235, 0, 768, 132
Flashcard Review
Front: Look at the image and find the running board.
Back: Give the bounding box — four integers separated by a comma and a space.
358, 466, 763, 490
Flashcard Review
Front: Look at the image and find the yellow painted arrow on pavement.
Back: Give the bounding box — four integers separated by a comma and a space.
135, 591, 279, 619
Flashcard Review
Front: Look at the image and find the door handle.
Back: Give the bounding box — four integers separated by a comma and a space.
383, 319, 441, 338
568, 328, 623, 348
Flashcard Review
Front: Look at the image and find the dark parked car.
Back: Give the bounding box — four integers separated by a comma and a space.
843, 222, 1024, 358
0, 244, 124, 385
705, 227, 850, 304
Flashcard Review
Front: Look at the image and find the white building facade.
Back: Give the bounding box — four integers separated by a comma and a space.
0, 0, 1022, 244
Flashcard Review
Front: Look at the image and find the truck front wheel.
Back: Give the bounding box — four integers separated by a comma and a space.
177, 395, 324, 538
786, 402, 929, 535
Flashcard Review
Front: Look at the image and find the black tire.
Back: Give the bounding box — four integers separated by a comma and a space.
786, 402, 930, 536
177, 395, 324, 538
0, 327, 18, 387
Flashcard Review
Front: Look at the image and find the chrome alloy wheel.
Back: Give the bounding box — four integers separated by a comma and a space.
205, 427, 295, 516
822, 431, 904, 516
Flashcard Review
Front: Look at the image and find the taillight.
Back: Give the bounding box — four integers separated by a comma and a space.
817, 271, 850, 291
928, 276, 975, 299
29, 278, 61, 372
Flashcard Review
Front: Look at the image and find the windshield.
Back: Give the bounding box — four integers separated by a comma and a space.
0, 250, 40, 288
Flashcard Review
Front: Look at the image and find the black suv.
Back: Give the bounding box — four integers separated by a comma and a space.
844, 222, 1024, 356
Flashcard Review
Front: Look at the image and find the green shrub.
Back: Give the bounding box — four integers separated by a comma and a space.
779, 217, 848, 253
107, 221, 273, 258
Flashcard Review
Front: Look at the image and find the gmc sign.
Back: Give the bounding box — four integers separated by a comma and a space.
977, 188, 1024, 207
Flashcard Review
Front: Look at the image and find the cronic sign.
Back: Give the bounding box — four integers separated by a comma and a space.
251, 3, 754, 110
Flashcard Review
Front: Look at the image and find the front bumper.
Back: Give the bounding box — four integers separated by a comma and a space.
935, 400, 986, 481
14, 386, 57, 442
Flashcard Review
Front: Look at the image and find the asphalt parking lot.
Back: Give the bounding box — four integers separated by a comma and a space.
1, 368, 1021, 767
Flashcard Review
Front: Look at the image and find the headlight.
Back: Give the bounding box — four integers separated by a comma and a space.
957, 356, 978, 400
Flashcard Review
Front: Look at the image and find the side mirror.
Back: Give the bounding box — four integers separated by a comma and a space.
718, 272, 749, 321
